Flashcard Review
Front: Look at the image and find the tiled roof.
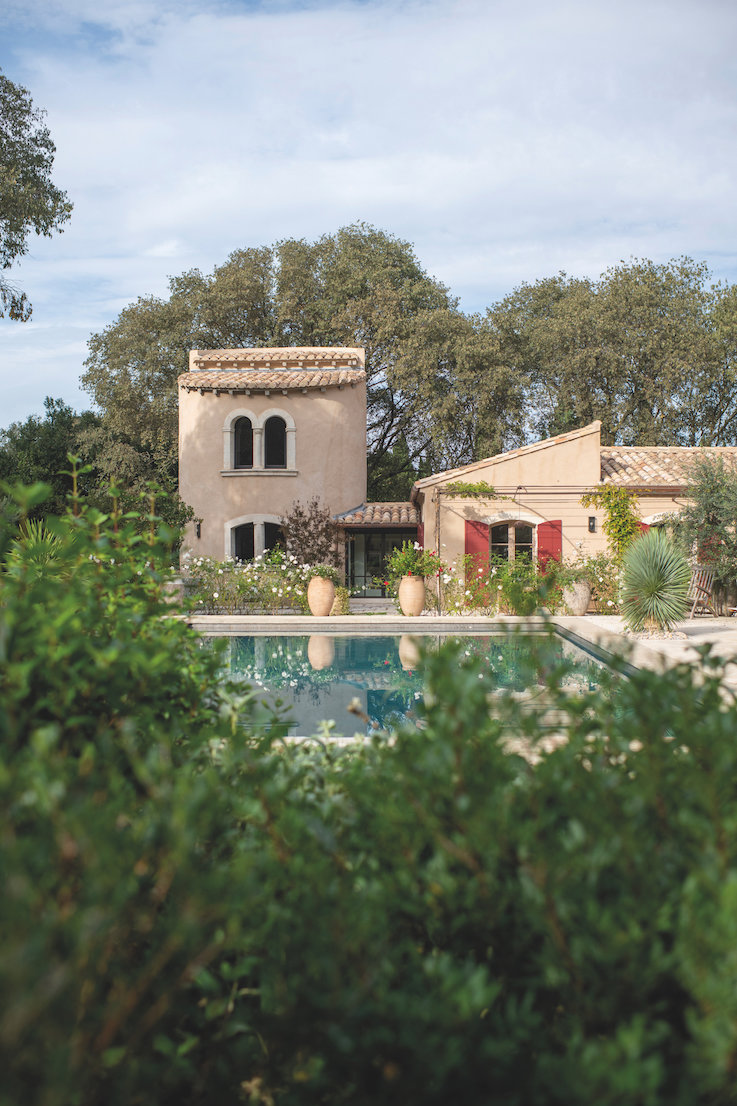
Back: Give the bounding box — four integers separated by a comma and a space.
178, 368, 365, 392
601, 446, 737, 487
335, 502, 418, 527
189, 346, 364, 370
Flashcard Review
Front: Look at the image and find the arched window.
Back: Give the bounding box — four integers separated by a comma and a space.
264, 416, 287, 468
234, 522, 254, 562
264, 522, 285, 553
234, 417, 253, 469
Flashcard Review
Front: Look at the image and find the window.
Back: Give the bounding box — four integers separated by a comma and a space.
490, 523, 533, 561
234, 417, 253, 469
234, 522, 254, 562
264, 416, 286, 468
264, 522, 285, 553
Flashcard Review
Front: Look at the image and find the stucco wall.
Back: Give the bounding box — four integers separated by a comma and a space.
416, 422, 688, 575
179, 381, 366, 560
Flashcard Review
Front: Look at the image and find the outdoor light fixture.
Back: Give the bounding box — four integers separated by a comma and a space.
588, 517, 596, 533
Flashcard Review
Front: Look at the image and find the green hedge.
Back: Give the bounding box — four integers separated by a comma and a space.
3, 484, 737, 1104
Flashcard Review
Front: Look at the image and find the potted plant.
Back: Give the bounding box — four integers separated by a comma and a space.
550, 556, 595, 616
306, 564, 340, 616
385, 542, 445, 617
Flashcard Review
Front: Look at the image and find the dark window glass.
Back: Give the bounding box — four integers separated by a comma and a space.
234, 523, 254, 562
264, 522, 285, 553
265, 416, 287, 468
491, 523, 509, 561
515, 524, 533, 558
234, 417, 253, 468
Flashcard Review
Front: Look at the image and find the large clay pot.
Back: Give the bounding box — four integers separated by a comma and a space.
307, 576, 335, 617
562, 580, 592, 616
398, 574, 426, 617
307, 635, 335, 670
398, 634, 421, 671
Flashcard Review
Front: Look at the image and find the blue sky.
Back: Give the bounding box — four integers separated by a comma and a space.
2, 0, 737, 426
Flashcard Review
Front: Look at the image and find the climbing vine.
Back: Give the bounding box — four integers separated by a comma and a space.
580, 486, 642, 564
444, 480, 505, 499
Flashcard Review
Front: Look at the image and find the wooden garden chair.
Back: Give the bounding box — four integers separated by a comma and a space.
687, 564, 717, 618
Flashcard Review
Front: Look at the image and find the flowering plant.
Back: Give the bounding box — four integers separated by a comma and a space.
384, 541, 445, 583
307, 563, 341, 584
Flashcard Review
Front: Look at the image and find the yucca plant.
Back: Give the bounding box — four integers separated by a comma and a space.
621, 529, 691, 631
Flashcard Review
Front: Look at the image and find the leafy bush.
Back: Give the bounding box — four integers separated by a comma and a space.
384, 540, 445, 583
8, 482, 737, 1104
183, 547, 311, 613
621, 530, 691, 630
280, 496, 341, 570
670, 454, 737, 596
442, 555, 563, 615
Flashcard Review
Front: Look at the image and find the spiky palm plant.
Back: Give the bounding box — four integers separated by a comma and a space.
621, 529, 691, 631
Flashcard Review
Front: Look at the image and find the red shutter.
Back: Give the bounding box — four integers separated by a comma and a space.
537, 520, 562, 572
417, 521, 424, 547
465, 520, 490, 571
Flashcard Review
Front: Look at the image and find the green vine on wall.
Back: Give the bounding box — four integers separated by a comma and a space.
444, 480, 506, 499
580, 485, 642, 564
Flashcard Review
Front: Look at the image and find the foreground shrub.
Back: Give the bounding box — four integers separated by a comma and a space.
621, 529, 691, 630
5, 484, 737, 1105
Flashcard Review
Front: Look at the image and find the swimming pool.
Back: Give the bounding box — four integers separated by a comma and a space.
222, 631, 608, 739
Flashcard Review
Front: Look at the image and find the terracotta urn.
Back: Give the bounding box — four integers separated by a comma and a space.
562, 580, 592, 616
398, 634, 421, 671
398, 574, 426, 617
307, 576, 335, 617
307, 634, 335, 670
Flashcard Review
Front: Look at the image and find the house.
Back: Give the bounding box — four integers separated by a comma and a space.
411, 420, 737, 574
178, 346, 417, 583
178, 347, 736, 588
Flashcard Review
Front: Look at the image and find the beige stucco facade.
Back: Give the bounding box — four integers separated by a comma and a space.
412, 422, 728, 574
178, 347, 366, 561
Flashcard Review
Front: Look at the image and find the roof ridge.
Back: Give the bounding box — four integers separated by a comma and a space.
413, 421, 602, 490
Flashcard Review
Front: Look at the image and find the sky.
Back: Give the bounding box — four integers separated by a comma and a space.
1, 0, 737, 427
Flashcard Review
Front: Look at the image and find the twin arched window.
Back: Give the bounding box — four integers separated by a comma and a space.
231, 414, 287, 470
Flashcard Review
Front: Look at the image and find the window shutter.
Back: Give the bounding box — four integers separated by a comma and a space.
417, 521, 424, 547
537, 520, 562, 571
465, 520, 490, 571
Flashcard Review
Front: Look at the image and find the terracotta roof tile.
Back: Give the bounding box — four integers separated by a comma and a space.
335, 502, 418, 527
189, 346, 364, 370
601, 446, 737, 487
178, 368, 365, 392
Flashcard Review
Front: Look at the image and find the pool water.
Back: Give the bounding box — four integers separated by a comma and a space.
223, 632, 607, 739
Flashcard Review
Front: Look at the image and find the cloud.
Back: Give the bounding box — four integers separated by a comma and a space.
2, 0, 737, 423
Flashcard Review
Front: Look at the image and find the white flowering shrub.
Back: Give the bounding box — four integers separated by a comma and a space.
182, 548, 311, 613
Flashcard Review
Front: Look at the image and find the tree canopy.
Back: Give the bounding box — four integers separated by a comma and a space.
81, 224, 523, 499
80, 234, 737, 505
487, 258, 737, 447
0, 69, 72, 320
0, 397, 99, 516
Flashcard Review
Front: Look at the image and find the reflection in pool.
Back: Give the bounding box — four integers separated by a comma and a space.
222, 632, 608, 739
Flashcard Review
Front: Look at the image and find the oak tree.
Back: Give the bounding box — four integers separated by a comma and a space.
0, 70, 72, 320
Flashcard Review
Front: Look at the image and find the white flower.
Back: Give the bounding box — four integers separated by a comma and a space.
213, 591, 219, 598
607, 600, 614, 607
